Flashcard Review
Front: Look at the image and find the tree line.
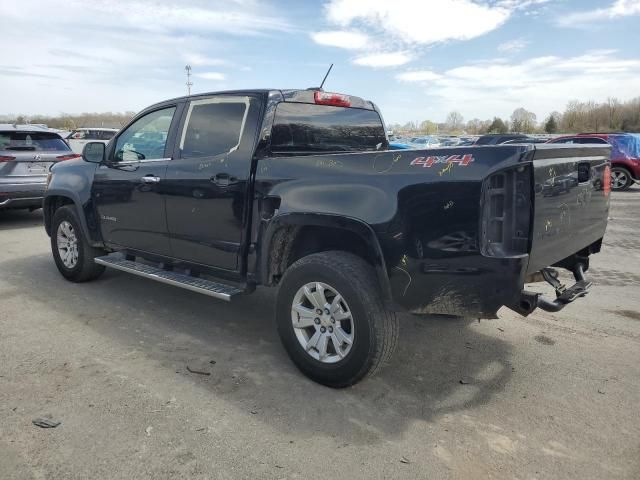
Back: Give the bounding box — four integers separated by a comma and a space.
0, 112, 137, 130
388, 97, 640, 135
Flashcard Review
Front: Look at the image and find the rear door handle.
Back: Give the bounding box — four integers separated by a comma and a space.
141, 175, 161, 183
211, 173, 237, 187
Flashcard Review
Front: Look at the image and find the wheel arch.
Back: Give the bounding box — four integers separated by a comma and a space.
259, 213, 392, 304
44, 191, 94, 244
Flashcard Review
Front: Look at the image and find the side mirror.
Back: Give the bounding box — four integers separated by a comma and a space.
82, 142, 106, 164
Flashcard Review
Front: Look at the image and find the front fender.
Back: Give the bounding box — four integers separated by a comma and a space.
44, 160, 101, 245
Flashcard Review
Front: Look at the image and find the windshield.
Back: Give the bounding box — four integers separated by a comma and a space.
270, 102, 387, 154
0, 131, 70, 151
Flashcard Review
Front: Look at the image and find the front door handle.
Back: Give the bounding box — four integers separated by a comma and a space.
141, 175, 161, 183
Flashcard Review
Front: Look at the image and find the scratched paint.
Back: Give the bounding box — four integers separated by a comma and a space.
438, 162, 454, 176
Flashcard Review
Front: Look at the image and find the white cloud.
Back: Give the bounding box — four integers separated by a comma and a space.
184, 54, 228, 67
394, 50, 640, 119
396, 70, 442, 82
323, 0, 511, 45
557, 0, 640, 26
497, 38, 528, 53
353, 52, 412, 67
314, 0, 548, 68
195, 72, 226, 81
311, 30, 369, 49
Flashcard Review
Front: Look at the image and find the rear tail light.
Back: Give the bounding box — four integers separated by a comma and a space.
314, 91, 351, 107
481, 165, 531, 256
56, 153, 82, 161
0, 155, 16, 162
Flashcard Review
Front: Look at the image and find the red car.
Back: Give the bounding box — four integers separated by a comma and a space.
547, 133, 640, 190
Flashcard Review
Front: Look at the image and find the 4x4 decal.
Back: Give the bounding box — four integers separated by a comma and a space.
410, 154, 474, 168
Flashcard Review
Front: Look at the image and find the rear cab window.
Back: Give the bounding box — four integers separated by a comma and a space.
270, 102, 387, 154
0, 131, 70, 152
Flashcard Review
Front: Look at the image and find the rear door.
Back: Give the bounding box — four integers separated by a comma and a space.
527, 144, 611, 274
93, 105, 180, 256
164, 94, 263, 270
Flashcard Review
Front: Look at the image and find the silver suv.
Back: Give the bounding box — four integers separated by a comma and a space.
0, 125, 79, 211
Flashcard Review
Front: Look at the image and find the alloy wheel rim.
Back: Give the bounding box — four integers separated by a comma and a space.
56, 220, 79, 269
291, 281, 354, 363
611, 170, 627, 189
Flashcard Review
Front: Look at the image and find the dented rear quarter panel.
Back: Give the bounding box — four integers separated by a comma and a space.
254, 145, 537, 317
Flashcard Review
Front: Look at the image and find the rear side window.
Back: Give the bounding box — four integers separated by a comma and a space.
99, 130, 116, 140
180, 98, 249, 158
270, 103, 386, 153
576, 137, 608, 144
0, 131, 70, 151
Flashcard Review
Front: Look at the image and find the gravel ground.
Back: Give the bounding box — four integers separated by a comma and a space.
1, 188, 639, 479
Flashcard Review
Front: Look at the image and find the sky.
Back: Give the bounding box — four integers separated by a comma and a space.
1, 0, 640, 124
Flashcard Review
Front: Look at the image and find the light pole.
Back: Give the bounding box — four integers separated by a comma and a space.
185, 65, 193, 96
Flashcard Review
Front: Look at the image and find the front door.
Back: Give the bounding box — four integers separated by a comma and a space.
163, 95, 261, 270
93, 106, 178, 256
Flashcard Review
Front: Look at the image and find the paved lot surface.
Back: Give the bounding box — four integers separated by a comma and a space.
1, 188, 639, 480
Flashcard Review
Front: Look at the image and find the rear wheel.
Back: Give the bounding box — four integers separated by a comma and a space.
51, 205, 105, 282
610, 166, 632, 191
276, 251, 398, 388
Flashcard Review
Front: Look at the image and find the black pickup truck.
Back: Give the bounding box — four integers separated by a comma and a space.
43, 89, 611, 387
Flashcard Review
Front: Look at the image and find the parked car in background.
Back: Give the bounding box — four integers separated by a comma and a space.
501, 137, 549, 144
547, 133, 640, 190
408, 135, 440, 148
66, 128, 118, 154
474, 134, 531, 145
1, 124, 80, 211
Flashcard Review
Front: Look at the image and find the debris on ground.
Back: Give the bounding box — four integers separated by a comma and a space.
209, 360, 217, 365
145, 426, 153, 437
186, 366, 211, 376
32, 417, 61, 429
497, 327, 505, 332
459, 377, 472, 385
400, 456, 411, 464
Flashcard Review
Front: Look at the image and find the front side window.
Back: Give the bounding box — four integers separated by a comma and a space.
180, 97, 249, 158
114, 107, 175, 162
270, 103, 386, 154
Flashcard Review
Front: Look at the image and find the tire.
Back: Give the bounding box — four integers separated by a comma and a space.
275, 251, 398, 388
610, 166, 633, 191
51, 205, 105, 282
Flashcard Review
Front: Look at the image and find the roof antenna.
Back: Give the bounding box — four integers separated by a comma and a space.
319, 63, 333, 90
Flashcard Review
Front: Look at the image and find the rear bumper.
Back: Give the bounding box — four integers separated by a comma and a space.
0, 182, 46, 209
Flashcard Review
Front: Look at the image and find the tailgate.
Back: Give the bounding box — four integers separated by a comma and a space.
527, 144, 610, 274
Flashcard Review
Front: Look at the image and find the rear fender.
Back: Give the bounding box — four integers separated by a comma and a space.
259, 213, 392, 304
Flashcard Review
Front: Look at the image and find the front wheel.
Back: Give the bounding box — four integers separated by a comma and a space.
610, 166, 633, 191
51, 205, 105, 282
276, 251, 398, 388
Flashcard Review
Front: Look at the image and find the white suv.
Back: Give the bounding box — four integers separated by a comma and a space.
66, 128, 118, 154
